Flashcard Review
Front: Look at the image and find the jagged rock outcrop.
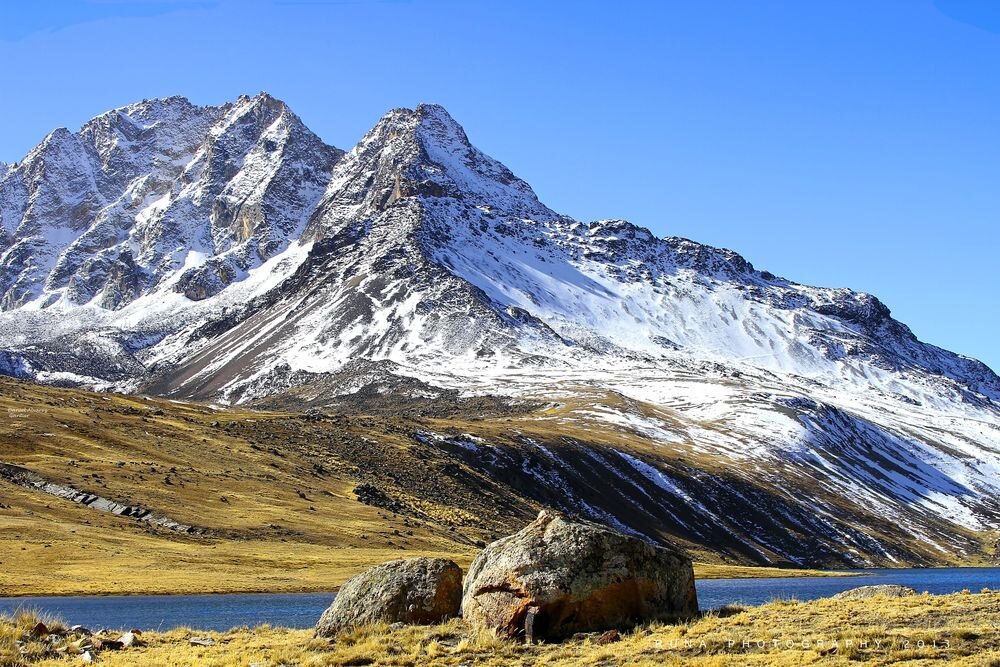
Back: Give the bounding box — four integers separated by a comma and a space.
0, 462, 198, 533
315, 557, 462, 636
461, 510, 697, 640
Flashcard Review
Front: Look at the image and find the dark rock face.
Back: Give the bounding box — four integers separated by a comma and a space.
63, 250, 144, 309
315, 557, 462, 637
353, 482, 408, 514
461, 510, 698, 641
174, 259, 237, 301
831, 585, 917, 600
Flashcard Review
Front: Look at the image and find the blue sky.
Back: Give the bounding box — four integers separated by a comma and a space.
1, 0, 997, 371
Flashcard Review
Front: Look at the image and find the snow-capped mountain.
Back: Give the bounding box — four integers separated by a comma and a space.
2, 95, 998, 566
0, 93, 340, 311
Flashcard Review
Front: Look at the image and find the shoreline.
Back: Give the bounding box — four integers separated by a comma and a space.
18, 564, 1000, 600
0, 588, 339, 600
0, 568, 836, 599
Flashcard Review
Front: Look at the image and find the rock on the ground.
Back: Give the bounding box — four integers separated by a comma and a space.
315, 557, 462, 637
461, 509, 698, 641
188, 637, 216, 646
597, 629, 622, 644
831, 584, 918, 600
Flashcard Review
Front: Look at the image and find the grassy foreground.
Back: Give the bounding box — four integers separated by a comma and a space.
4, 590, 1000, 666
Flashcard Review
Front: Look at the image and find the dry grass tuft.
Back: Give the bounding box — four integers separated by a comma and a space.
4, 590, 1000, 666
1, 610, 70, 666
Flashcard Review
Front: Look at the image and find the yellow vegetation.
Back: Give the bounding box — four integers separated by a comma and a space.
0, 378, 860, 598
691, 563, 857, 579
4, 590, 1000, 666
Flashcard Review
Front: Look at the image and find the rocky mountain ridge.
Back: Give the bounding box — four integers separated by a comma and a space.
1, 94, 998, 567
0, 93, 340, 310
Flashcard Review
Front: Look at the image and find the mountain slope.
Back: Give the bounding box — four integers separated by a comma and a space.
0, 96, 998, 568
0, 375, 992, 601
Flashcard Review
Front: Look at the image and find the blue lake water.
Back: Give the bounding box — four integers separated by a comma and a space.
2, 568, 999, 632
0, 591, 336, 633
695, 567, 1000, 610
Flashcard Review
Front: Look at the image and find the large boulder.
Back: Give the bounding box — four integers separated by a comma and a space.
315, 557, 462, 636
461, 510, 697, 641
831, 584, 917, 600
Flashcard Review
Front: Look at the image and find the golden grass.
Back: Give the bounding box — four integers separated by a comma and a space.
0, 377, 484, 597
692, 563, 858, 579
0, 470, 840, 597
5, 591, 1000, 666
0, 378, 869, 598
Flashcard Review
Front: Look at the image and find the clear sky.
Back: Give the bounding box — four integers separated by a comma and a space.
1, 0, 997, 371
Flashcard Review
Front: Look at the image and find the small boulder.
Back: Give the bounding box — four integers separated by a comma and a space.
96, 638, 124, 651
462, 510, 697, 641
315, 557, 462, 637
831, 584, 917, 600
597, 629, 622, 644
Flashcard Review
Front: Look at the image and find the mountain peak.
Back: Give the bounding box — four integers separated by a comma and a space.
304, 103, 552, 239
21, 126, 89, 184
98, 95, 200, 124
81, 93, 294, 141
38, 126, 75, 148
232, 91, 291, 115
413, 102, 467, 134
237, 90, 282, 104
0, 92, 342, 310
373, 103, 484, 160
386, 103, 551, 216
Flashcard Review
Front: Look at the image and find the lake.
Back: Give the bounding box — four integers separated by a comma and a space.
2, 568, 999, 632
